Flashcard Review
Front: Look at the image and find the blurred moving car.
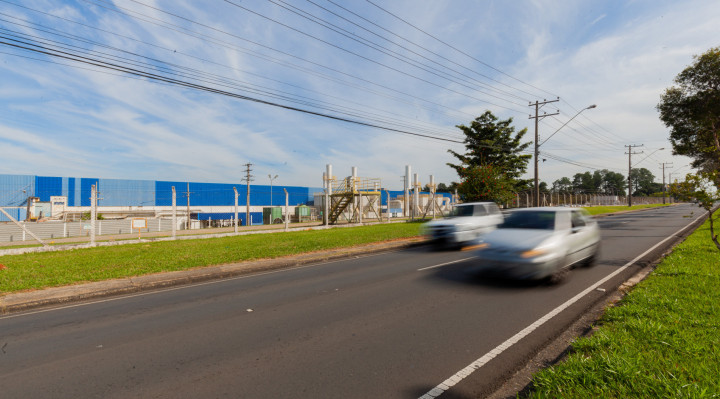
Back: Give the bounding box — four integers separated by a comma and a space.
422, 202, 503, 249
472, 207, 600, 281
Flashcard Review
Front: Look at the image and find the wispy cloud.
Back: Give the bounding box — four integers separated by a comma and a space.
0, 0, 716, 188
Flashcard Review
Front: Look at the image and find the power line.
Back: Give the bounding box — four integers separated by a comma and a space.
0, 34, 468, 144
365, 0, 558, 99
272, 0, 531, 104
223, 0, 527, 114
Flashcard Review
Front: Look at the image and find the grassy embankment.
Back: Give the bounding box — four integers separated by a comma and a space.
527, 215, 720, 398
0, 222, 422, 293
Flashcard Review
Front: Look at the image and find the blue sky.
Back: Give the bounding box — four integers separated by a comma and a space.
1, 0, 718, 189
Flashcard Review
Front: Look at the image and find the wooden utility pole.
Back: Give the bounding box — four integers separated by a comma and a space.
660, 162, 673, 204
625, 144, 644, 206
529, 98, 559, 207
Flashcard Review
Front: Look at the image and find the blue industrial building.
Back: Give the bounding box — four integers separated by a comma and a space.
0, 174, 323, 224
1, 174, 448, 224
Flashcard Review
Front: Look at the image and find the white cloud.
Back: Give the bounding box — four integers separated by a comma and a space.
0, 0, 717, 189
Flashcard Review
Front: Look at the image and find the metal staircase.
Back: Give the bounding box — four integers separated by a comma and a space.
327, 177, 381, 224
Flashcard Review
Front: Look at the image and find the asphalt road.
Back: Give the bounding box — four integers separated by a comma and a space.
0, 204, 704, 398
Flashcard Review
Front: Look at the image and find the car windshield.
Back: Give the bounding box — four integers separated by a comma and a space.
449, 205, 475, 217
500, 211, 556, 230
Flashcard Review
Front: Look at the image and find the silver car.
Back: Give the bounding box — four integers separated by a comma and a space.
473, 207, 600, 281
422, 202, 504, 249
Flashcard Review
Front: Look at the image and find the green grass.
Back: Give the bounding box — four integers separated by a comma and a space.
527, 217, 720, 398
0, 223, 421, 293
583, 203, 671, 216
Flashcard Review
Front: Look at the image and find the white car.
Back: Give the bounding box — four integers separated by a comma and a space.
422, 202, 504, 249
473, 207, 600, 281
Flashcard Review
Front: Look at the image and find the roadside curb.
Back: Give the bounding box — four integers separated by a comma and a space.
0, 237, 426, 314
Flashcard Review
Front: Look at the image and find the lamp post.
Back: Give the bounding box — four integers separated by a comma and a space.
268, 174, 278, 206
534, 104, 596, 206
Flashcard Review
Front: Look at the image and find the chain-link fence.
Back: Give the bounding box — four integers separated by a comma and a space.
503, 192, 675, 208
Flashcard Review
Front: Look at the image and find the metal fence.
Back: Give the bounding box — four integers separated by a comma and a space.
0, 219, 175, 243
504, 192, 675, 208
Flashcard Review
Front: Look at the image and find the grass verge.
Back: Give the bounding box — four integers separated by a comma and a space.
0, 222, 422, 293
583, 203, 670, 216
527, 216, 720, 398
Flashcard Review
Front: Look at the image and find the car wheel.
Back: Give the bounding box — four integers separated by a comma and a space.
548, 266, 569, 285
582, 244, 600, 268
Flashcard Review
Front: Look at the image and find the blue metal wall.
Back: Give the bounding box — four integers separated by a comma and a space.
80, 178, 99, 207
35, 176, 62, 202
0, 173, 335, 209
0, 208, 26, 222
98, 179, 156, 206
0, 174, 34, 207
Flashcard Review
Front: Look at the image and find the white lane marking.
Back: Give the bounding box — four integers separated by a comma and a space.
417, 257, 476, 271
0, 249, 402, 320
420, 213, 703, 398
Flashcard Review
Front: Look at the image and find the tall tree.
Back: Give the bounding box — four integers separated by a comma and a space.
598, 170, 627, 196
630, 168, 659, 196
448, 111, 532, 202
658, 47, 720, 172
572, 172, 600, 194
552, 177, 573, 193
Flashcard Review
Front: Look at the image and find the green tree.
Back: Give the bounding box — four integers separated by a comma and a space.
457, 164, 516, 204
448, 111, 532, 202
539, 181, 549, 194
572, 172, 600, 194
552, 177, 573, 193
658, 47, 720, 172
630, 168, 659, 196
670, 171, 720, 251
597, 170, 627, 196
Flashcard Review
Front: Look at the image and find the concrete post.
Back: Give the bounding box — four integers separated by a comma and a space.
352, 166, 358, 223
404, 165, 411, 218
90, 184, 97, 246
172, 186, 177, 239
284, 188, 289, 232
430, 175, 435, 219
233, 187, 238, 233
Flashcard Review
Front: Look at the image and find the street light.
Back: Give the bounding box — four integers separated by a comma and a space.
534, 104, 596, 206
633, 147, 665, 166
268, 174, 278, 206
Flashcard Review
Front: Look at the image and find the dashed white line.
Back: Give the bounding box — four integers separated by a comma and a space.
417, 257, 476, 271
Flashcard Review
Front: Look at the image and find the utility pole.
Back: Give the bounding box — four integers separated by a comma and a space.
625, 144, 644, 206
172, 186, 177, 239
660, 162, 673, 204
529, 98, 560, 207
242, 163, 254, 226
185, 182, 193, 230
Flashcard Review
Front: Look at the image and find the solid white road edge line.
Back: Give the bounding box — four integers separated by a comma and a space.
417, 257, 476, 271
419, 214, 702, 399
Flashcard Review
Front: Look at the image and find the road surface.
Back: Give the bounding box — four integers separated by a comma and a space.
0, 204, 703, 398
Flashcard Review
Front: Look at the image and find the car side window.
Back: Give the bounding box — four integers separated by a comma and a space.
571, 211, 586, 228
487, 203, 500, 215
473, 205, 488, 216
